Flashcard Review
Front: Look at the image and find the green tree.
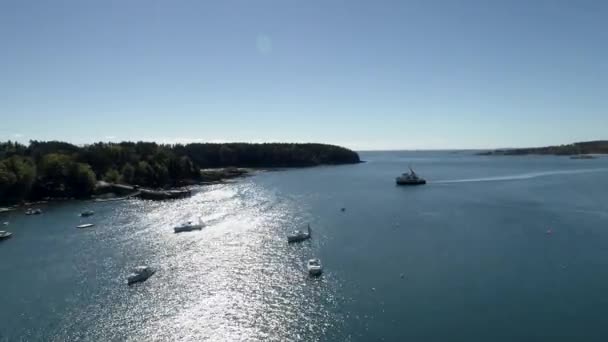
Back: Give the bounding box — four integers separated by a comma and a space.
67, 163, 96, 197
36, 154, 97, 198
0, 163, 18, 201
0, 156, 36, 202
134, 161, 154, 186
39, 153, 72, 180
169, 156, 197, 180
37, 154, 72, 195
152, 162, 169, 186
103, 168, 121, 183
219, 145, 237, 165
121, 163, 135, 184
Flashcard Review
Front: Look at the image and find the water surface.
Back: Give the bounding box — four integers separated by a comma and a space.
2, 152, 608, 341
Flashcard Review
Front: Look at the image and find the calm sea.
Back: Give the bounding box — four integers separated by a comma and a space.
2, 151, 608, 341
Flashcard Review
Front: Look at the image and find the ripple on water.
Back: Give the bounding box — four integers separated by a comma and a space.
47, 181, 342, 341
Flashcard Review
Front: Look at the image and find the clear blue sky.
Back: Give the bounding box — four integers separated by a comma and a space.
1, 0, 607, 150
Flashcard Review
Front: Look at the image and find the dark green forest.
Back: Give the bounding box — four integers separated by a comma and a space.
0, 141, 360, 204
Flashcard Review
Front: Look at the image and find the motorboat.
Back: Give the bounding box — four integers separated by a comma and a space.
76, 223, 95, 229
287, 224, 311, 243
307, 258, 323, 276
174, 218, 205, 233
0, 231, 12, 240
80, 210, 95, 217
25, 208, 42, 215
127, 266, 156, 285
395, 167, 426, 185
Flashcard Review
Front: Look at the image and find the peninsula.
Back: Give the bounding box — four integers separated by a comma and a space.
0, 141, 360, 205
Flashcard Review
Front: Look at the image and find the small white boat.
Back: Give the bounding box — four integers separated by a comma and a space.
287, 224, 311, 243
80, 210, 95, 217
0, 230, 12, 240
127, 266, 156, 285
76, 223, 95, 229
2, 221, 8, 226
25, 208, 42, 215
174, 218, 205, 233
307, 258, 323, 276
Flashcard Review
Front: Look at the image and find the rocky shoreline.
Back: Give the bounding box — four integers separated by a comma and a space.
0, 168, 252, 210
93, 167, 251, 201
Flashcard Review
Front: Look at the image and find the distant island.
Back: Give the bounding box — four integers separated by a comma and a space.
0, 141, 360, 205
477, 140, 608, 157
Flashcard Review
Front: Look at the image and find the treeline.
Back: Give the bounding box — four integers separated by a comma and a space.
0, 140, 360, 204
478, 140, 608, 156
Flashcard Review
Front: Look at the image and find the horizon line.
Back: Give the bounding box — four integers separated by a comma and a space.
1, 138, 606, 152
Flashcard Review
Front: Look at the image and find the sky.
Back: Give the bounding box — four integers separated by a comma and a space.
1, 0, 607, 150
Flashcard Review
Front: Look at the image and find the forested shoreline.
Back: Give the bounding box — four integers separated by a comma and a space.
478, 140, 608, 156
0, 141, 360, 205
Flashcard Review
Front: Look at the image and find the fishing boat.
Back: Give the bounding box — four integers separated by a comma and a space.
287, 224, 311, 243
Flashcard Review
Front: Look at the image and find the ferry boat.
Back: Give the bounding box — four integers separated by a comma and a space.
396, 167, 426, 186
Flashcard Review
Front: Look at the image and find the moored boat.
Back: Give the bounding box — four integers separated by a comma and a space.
25, 208, 42, 215
307, 258, 323, 276
127, 266, 156, 285
174, 218, 205, 233
287, 224, 311, 243
0, 231, 12, 240
80, 210, 95, 217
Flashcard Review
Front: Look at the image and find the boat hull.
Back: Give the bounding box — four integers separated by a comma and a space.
174, 225, 203, 233
395, 179, 426, 186
287, 235, 310, 243
128, 270, 156, 285
308, 268, 323, 276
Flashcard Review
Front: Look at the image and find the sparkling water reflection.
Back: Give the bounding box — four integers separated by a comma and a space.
113, 182, 339, 341
1, 180, 340, 341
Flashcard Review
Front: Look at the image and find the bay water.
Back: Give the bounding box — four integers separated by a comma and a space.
2, 151, 608, 341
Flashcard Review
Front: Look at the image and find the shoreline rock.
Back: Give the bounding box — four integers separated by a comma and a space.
92, 168, 251, 201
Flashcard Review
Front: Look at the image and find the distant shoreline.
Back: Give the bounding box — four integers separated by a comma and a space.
477, 140, 608, 157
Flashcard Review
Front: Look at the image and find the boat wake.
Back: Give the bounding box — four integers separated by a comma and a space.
435, 168, 608, 184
